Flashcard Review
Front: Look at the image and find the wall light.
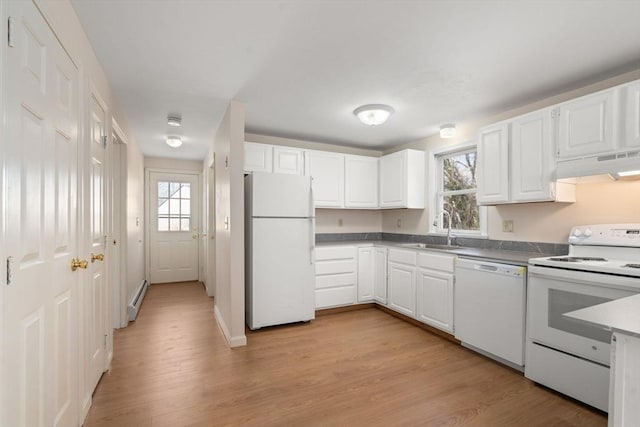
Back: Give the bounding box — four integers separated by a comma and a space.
354, 104, 394, 126
166, 136, 182, 148
168, 115, 182, 127
440, 124, 456, 138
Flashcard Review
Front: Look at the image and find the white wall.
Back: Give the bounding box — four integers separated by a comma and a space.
205, 101, 246, 347
144, 156, 203, 172
381, 69, 640, 244
126, 149, 145, 302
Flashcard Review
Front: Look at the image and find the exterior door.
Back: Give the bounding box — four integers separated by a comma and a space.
149, 172, 199, 283
3, 1, 80, 425
84, 93, 108, 405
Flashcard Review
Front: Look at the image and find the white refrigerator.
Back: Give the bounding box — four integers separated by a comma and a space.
245, 172, 315, 330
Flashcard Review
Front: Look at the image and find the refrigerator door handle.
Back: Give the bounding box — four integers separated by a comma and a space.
309, 176, 315, 266
309, 218, 315, 265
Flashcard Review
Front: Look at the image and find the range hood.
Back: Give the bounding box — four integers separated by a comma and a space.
556, 148, 640, 179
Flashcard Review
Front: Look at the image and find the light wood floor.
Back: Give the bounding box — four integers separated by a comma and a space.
85, 281, 606, 427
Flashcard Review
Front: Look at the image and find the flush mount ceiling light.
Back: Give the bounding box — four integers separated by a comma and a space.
166, 136, 182, 148
353, 104, 394, 126
167, 115, 182, 127
440, 124, 456, 138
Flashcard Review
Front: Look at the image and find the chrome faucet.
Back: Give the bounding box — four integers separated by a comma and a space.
440, 203, 455, 246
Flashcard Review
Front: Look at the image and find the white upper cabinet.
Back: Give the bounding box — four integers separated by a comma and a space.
273, 146, 304, 175
477, 123, 510, 204
345, 155, 379, 208
511, 109, 556, 202
477, 109, 575, 205
379, 149, 425, 209
304, 150, 345, 208
624, 81, 640, 148
244, 142, 273, 173
557, 88, 618, 159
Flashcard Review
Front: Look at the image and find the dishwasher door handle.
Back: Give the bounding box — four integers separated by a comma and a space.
476, 264, 498, 272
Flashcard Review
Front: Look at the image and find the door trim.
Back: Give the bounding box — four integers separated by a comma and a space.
144, 167, 202, 284
111, 118, 128, 329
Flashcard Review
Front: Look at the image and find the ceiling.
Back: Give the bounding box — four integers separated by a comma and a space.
71, 0, 640, 160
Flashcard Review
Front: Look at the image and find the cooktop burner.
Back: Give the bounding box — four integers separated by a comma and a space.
623, 264, 640, 269
548, 256, 608, 262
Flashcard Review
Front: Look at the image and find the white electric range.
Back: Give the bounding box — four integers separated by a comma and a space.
525, 224, 640, 412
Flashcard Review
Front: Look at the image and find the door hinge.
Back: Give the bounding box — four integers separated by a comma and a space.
7, 17, 15, 48
6, 256, 13, 285
101, 135, 107, 148
104, 334, 108, 349
551, 109, 560, 119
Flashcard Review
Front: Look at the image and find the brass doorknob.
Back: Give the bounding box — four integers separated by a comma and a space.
71, 258, 88, 271
91, 253, 104, 263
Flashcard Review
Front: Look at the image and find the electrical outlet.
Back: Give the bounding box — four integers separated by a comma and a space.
397, 218, 402, 228
338, 218, 343, 227
502, 220, 514, 233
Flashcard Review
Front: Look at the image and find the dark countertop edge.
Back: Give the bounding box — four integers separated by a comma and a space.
315, 240, 555, 266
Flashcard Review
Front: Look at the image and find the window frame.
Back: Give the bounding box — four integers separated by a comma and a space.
428, 142, 487, 237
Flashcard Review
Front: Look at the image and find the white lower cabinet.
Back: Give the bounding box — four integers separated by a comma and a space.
416, 252, 455, 333
357, 247, 375, 302
374, 247, 388, 305
387, 249, 417, 317
314, 246, 357, 309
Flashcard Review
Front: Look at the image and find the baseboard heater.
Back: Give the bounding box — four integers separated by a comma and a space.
127, 279, 149, 321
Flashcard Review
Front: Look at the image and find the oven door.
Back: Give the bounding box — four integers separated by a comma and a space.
528, 266, 638, 366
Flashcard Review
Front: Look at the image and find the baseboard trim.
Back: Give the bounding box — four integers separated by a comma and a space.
375, 305, 460, 345
213, 305, 247, 348
316, 303, 376, 316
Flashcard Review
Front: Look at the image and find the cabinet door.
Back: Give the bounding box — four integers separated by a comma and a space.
357, 247, 375, 302
625, 81, 640, 148
273, 146, 304, 175
388, 262, 416, 317
511, 109, 555, 202
245, 142, 273, 173
345, 155, 379, 208
379, 151, 406, 207
374, 247, 388, 305
477, 123, 510, 204
557, 89, 617, 158
304, 151, 345, 208
416, 269, 454, 333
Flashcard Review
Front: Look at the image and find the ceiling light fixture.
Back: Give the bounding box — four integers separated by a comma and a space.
167, 115, 182, 127
353, 104, 394, 126
440, 124, 456, 138
616, 170, 640, 177
166, 136, 182, 148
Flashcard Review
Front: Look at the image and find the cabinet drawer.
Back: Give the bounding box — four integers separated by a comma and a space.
388, 249, 417, 266
316, 287, 356, 309
417, 252, 455, 273
316, 273, 356, 289
315, 259, 356, 275
315, 246, 357, 261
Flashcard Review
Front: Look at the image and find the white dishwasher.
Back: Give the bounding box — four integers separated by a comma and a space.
454, 258, 527, 369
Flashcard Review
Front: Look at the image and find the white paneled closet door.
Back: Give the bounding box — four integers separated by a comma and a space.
3, 1, 80, 426
83, 92, 108, 411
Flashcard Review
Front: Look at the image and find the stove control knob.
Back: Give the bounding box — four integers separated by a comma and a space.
573, 229, 583, 237
584, 229, 592, 237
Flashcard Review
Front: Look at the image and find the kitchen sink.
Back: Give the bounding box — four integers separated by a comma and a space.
399, 243, 462, 250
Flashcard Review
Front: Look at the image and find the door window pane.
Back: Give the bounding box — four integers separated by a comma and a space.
157, 180, 192, 232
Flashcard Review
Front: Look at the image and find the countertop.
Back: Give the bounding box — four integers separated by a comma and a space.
564, 293, 640, 339
316, 240, 554, 266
